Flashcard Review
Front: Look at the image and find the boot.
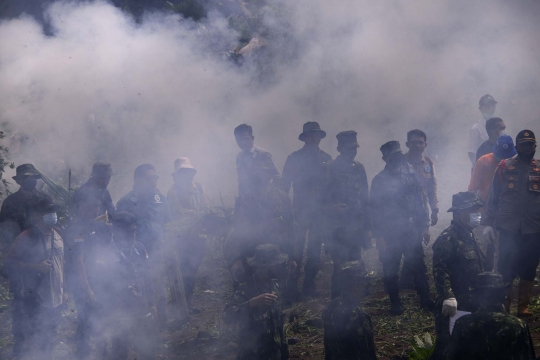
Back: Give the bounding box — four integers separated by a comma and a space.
385, 276, 404, 316
390, 294, 405, 316
517, 279, 534, 317
503, 284, 512, 313
414, 275, 435, 311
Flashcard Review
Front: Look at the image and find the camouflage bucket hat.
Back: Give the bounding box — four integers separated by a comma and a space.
247, 244, 288, 268
472, 272, 508, 291
447, 191, 483, 212
336, 130, 359, 148
12, 164, 41, 180
299, 122, 326, 141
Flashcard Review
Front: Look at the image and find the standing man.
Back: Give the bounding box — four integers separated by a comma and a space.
449, 273, 535, 360
74, 161, 115, 218
280, 122, 332, 298
5, 198, 65, 360
227, 124, 296, 291
117, 164, 171, 325
483, 130, 540, 317
468, 94, 498, 166
324, 131, 371, 299
371, 141, 432, 315
167, 157, 209, 312
405, 129, 439, 227
0, 163, 52, 357
431, 191, 485, 359
469, 135, 516, 272
475, 118, 507, 162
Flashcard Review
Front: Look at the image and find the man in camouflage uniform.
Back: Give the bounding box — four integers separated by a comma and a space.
324, 131, 372, 299
371, 141, 432, 315
227, 125, 296, 291
167, 157, 209, 311
322, 260, 377, 360
449, 272, 535, 360
117, 164, 171, 325
73, 161, 115, 218
0, 163, 52, 357
223, 244, 289, 360
483, 130, 540, 317
280, 122, 331, 298
431, 191, 485, 360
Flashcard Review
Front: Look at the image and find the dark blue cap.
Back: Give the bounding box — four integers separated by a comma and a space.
493, 135, 517, 159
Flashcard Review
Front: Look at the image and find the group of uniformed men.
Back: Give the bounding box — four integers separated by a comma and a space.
0, 93, 539, 359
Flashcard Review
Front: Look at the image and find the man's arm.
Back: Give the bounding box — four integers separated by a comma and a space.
427, 158, 439, 214
468, 158, 483, 195
432, 237, 455, 301
280, 155, 294, 194
369, 176, 385, 239
5, 233, 51, 274
468, 127, 479, 166
481, 166, 502, 227
223, 286, 251, 325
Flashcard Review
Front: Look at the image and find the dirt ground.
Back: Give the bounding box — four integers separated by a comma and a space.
2, 226, 540, 360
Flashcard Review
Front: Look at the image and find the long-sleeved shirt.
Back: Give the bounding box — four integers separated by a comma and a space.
468, 153, 499, 203
468, 118, 489, 164
370, 166, 429, 239
280, 146, 332, 214
73, 180, 116, 218
405, 152, 439, 211
483, 156, 540, 234
236, 146, 281, 197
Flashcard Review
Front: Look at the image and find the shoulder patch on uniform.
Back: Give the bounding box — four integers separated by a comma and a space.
155, 194, 161, 203
424, 165, 431, 173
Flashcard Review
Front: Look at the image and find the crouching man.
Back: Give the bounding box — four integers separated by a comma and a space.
322, 260, 376, 360
223, 244, 289, 360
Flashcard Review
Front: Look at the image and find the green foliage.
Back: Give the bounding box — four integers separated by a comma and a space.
409, 333, 435, 360
0, 131, 15, 199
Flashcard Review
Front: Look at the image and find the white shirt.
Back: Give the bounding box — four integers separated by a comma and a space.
468, 117, 489, 159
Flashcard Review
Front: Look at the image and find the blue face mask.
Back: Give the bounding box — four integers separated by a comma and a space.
469, 213, 481, 227
42, 213, 58, 227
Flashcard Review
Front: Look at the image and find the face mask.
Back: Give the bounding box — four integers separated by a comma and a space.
482, 112, 494, 120
469, 213, 481, 227
42, 213, 58, 227
499, 130, 507, 137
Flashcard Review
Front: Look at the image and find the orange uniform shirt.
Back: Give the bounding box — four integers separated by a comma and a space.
468, 153, 498, 203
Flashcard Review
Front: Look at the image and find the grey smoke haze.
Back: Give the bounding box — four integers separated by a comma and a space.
1, 0, 540, 214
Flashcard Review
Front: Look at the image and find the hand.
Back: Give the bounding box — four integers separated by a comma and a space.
150, 306, 158, 320
431, 211, 439, 226
34, 260, 52, 274
483, 226, 495, 243
287, 261, 297, 273
249, 293, 278, 309
442, 298, 458, 317
422, 228, 431, 246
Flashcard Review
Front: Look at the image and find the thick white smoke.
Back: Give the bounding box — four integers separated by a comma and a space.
1, 0, 540, 214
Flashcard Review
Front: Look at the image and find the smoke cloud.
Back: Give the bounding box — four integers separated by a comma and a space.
1, 0, 540, 212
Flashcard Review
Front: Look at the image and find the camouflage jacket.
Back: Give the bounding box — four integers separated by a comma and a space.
223, 277, 288, 360
0, 188, 52, 231
449, 305, 536, 359
280, 146, 332, 215
432, 221, 485, 310
322, 297, 377, 360
236, 145, 281, 198
324, 155, 372, 242
370, 165, 429, 240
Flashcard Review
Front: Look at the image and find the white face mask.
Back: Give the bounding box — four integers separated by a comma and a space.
482, 112, 495, 120
469, 212, 481, 227
499, 130, 507, 137
42, 213, 58, 227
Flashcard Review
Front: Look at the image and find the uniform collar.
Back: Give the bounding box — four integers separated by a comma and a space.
405, 151, 425, 164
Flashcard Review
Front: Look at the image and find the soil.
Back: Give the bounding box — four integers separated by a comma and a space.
2, 226, 540, 360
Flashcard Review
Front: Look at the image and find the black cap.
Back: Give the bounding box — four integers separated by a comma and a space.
91, 161, 113, 177
336, 131, 359, 148
479, 94, 497, 107
380, 141, 402, 158
447, 191, 483, 212
472, 272, 507, 291
12, 164, 41, 180
516, 129, 536, 144
299, 122, 326, 141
